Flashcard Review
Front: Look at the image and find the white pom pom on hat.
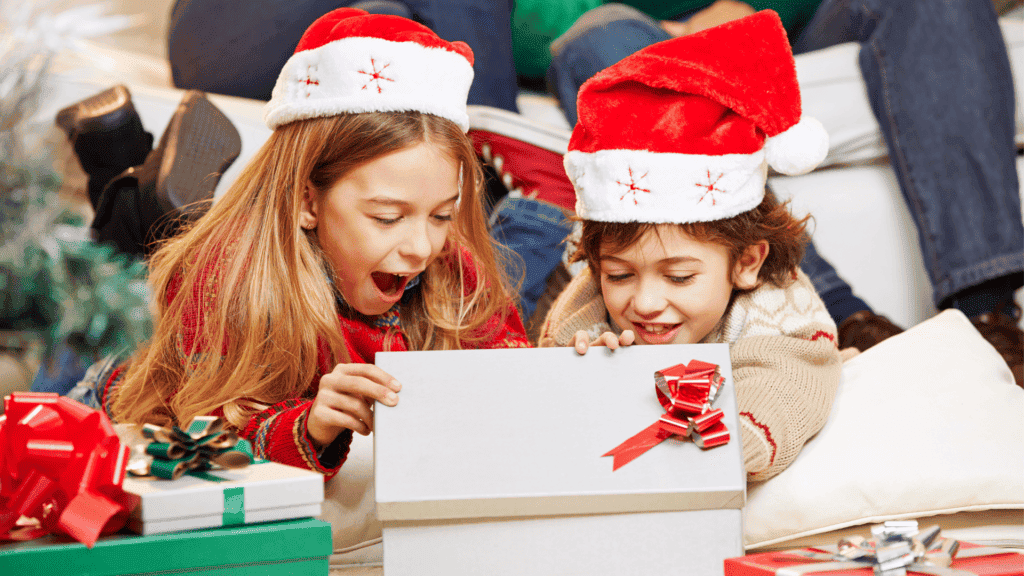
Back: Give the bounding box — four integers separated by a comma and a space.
764, 116, 830, 176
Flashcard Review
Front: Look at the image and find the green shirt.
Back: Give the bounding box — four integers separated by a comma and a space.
512, 0, 824, 79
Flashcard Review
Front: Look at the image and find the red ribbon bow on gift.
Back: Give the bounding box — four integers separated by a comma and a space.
603, 360, 730, 470
0, 392, 139, 548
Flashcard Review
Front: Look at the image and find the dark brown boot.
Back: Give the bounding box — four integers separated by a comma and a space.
90, 91, 240, 258
837, 310, 905, 352
55, 85, 153, 209
970, 303, 1023, 388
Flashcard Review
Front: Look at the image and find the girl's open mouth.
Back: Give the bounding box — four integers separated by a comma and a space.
371, 272, 410, 300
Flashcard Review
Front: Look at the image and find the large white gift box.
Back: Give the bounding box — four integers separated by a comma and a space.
374, 344, 745, 576
122, 461, 325, 535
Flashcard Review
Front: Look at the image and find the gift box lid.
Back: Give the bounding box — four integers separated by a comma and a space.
0, 517, 332, 576
122, 461, 324, 523
374, 344, 745, 522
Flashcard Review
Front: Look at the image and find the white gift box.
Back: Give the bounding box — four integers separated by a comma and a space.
374, 344, 745, 576
122, 461, 324, 535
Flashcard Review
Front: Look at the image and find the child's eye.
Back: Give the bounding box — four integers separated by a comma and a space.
604, 273, 633, 283
373, 215, 402, 225
667, 274, 695, 285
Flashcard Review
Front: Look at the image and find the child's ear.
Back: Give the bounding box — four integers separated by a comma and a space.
298, 183, 319, 230
732, 240, 769, 290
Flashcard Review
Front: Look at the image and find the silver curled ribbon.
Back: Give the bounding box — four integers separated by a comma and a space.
775, 520, 1013, 576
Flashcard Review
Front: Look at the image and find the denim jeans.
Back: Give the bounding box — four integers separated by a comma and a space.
792, 0, 1023, 305
490, 196, 575, 320
547, 0, 1023, 306
31, 345, 93, 395
168, 0, 520, 112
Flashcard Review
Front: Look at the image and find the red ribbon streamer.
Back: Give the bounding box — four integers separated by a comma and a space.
603, 360, 730, 470
0, 392, 139, 547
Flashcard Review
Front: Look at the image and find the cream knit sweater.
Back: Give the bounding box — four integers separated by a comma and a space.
538, 268, 842, 481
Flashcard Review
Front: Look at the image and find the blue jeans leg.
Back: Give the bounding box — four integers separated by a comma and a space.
490, 196, 574, 320
546, 4, 670, 127
793, 0, 1024, 306
800, 239, 849, 297
30, 343, 91, 396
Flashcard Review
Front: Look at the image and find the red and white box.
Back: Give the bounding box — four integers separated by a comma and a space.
724, 542, 1024, 576
374, 344, 744, 576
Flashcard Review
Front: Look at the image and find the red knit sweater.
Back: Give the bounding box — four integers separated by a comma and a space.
101, 250, 529, 478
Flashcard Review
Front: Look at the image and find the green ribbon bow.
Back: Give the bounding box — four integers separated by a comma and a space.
136, 416, 254, 480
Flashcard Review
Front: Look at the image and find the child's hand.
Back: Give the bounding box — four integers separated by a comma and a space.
307, 363, 402, 448
572, 330, 635, 355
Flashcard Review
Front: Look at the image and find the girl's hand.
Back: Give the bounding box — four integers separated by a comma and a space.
307, 363, 402, 448
572, 330, 635, 355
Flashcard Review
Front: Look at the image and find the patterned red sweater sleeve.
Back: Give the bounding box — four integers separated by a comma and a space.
234, 398, 352, 479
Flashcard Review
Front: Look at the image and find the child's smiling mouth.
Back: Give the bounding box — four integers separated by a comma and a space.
632, 322, 683, 344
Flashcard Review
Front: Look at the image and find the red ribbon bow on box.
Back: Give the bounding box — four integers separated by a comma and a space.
603, 360, 730, 470
0, 392, 139, 548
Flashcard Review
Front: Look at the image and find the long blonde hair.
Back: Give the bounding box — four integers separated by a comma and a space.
108, 112, 514, 430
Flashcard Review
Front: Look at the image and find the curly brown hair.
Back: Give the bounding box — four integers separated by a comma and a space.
572, 189, 810, 290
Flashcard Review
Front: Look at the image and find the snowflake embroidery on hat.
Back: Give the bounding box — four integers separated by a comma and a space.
302, 64, 320, 98
616, 167, 650, 205
358, 58, 395, 93
695, 170, 726, 206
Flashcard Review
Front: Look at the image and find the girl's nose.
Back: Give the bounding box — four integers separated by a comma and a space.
400, 221, 433, 262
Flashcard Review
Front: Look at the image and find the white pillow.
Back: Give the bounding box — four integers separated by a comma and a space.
319, 432, 382, 564
744, 309, 1024, 549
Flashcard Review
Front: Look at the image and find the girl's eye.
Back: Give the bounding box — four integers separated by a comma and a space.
432, 213, 453, 223
373, 216, 402, 225
667, 274, 695, 285
604, 273, 633, 283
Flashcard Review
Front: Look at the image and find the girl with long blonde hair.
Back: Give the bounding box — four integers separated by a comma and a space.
101, 9, 528, 476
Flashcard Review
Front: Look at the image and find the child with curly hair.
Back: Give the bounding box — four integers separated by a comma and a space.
539, 11, 841, 481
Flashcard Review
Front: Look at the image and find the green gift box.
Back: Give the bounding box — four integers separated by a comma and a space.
0, 517, 331, 576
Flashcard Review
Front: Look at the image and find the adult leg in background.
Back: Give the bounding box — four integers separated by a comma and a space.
546, 4, 671, 127
793, 0, 1023, 382
793, 0, 1023, 312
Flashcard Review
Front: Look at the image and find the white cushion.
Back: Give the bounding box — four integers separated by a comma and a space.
744, 310, 1024, 549
319, 432, 383, 565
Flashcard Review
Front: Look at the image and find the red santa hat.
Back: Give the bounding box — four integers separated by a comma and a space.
264, 8, 475, 131
564, 10, 828, 224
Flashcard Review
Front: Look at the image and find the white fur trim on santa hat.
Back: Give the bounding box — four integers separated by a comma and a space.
764, 116, 829, 175
264, 36, 474, 131
563, 148, 768, 224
